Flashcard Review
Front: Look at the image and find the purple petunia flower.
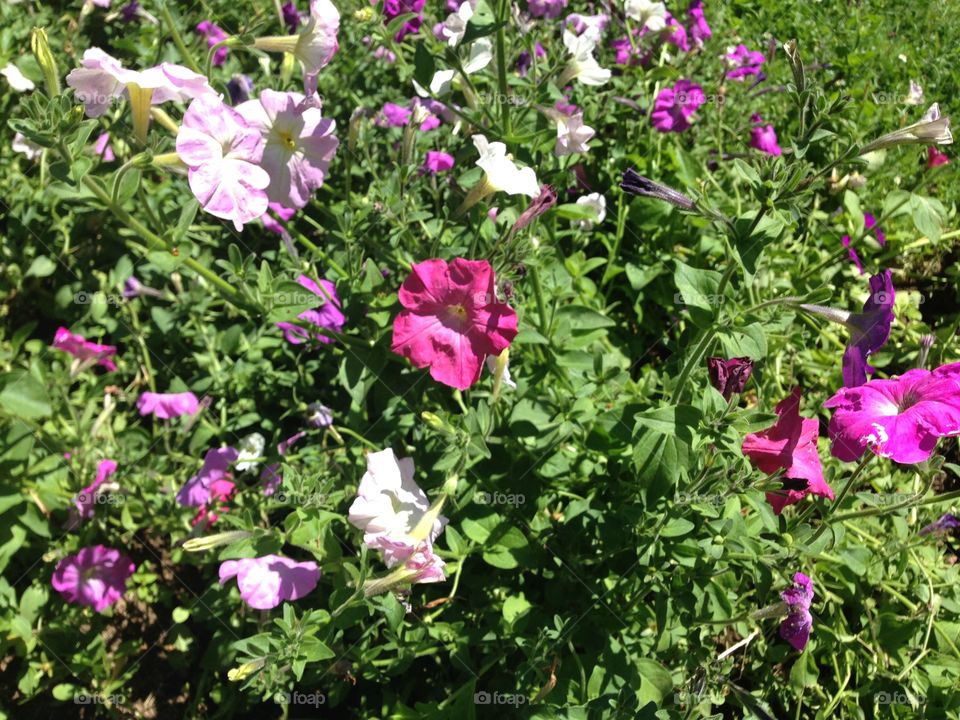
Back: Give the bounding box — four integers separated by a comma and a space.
423, 150, 454, 174
779, 572, 814, 651
219, 555, 320, 609
707, 357, 754, 400
842, 270, 895, 387
651, 79, 705, 132
276, 274, 345, 345
196, 21, 229, 66
528, 0, 567, 19
662, 12, 689, 52
687, 0, 711, 48
282, 1, 302, 32
825, 362, 960, 464
381, 0, 426, 41
227, 74, 254, 105
919, 513, 960, 536
177, 446, 239, 507
725, 44, 764, 80
749, 113, 781, 155
52, 545, 135, 612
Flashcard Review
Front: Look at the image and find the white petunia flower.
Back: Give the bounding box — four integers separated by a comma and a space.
573, 193, 607, 230
1, 63, 34, 92
235, 432, 266, 472
559, 30, 611, 86
623, 0, 666, 31
473, 134, 539, 197
441, 1, 474, 48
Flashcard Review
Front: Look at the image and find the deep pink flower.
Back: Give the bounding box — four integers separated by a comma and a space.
423, 150, 454, 174
749, 114, 781, 155
191, 477, 236, 528
176, 95, 269, 230
707, 357, 754, 400
662, 12, 689, 52
176, 446, 239, 507
824, 362, 960, 464
381, 0, 425, 40
52, 327, 117, 371
196, 21, 229, 66
742, 387, 834, 514
380, 102, 412, 127
725, 44, 764, 80
71, 459, 118, 524
928, 145, 950, 167
528, 0, 567, 19
51, 545, 135, 612
276, 274, 345, 344
137, 391, 200, 419
219, 555, 319, 609
391, 258, 518, 390
237, 90, 338, 208
842, 270, 895, 387
779, 572, 813, 651
651, 79, 705, 132
687, 0, 712, 48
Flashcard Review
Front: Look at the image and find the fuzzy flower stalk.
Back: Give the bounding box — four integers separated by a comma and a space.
859, 103, 953, 155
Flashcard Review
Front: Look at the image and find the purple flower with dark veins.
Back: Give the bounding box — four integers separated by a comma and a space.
779, 572, 814, 651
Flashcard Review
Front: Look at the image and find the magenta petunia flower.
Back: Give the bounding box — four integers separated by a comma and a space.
928, 145, 950, 167
779, 572, 814, 651
824, 362, 960, 464
651, 79, 705, 132
219, 555, 319, 609
176, 446, 239, 507
742, 387, 834, 514
381, 0, 425, 40
517, 41, 547, 76
707, 356, 754, 400
841, 213, 885, 275
380, 101, 411, 127
528, 0, 567, 19
51, 545, 135, 612
391, 258, 519, 390
662, 12, 689, 52
176, 94, 270, 231
191, 477, 236, 528
196, 21, 229, 66
423, 150, 454, 174
687, 0, 712, 48
725, 44, 764, 80
749, 114, 782, 155
52, 327, 118, 371
137, 391, 200, 419
842, 270, 895, 387
71, 459, 118, 524
237, 90, 338, 208
276, 274, 345, 344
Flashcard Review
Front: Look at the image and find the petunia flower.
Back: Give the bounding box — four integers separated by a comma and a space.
70, 459, 118, 525
137, 391, 200, 419
235, 432, 266, 473
466, 134, 539, 206
529, 0, 567, 19
423, 150, 455, 174
779, 572, 814, 651
742, 387, 834, 514
559, 30, 611, 86
840, 214, 884, 275
254, 0, 340, 94
219, 555, 319, 609
440, 1, 473, 46
276, 274, 346, 344
928, 145, 950, 167
687, 0, 712, 48
725, 44, 764, 80
307, 402, 335, 428
621, 168, 697, 210
94, 132, 115, 161
227, 74, 255, 105
905, 79, 924, 106
51, 545, 135, 612
191, 477, 236, 528
348, 448, 447, 568
391, 258, 519, 390
749, 113, 782, 156
919, 513, 960, 536
176, 446, 239, 507
707, 357, 754, 400
516, 41, 547, 76
513, 185, 557, 231
196, 21, 229, 65
260, 202, 297, 236
1, 63, 35, 92
282, 1, 302, 31
554, 110, 595, 156
52, 327, 117, 371
381, 0, 426, 40
651, 79, 705, 132
566, 13, 608, 37
379, 101, 412, 127
176, 94, 270, 231
824, 362, 960, 464
624, 0, 667, 30
573, 192, 606, 231
661, 12, 689, 52
860, 103, 952, 155
237, 90, 338, 208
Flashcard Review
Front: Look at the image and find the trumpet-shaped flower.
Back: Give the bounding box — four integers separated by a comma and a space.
137, 391, 200, 419
219, 555, 319, 609
254, 0, 340, 93
749, 113, 782, 155
51, 545, 135, 612
237, 90, 338, 208
824, 362, 960, 464
779, 572, 814, 651
860, 103, 953, 155
651, 79, 705, 132
624, 0, 666, 30
71, 459, 118, 524
554, 110, 595, 156
742, 387, 834, 514
276, 274, 345, 344
176, 446, 239, 507
348, 448, 447, 567
471, 134, 539, 198
440, 1, 473, 46
687, 0, 712, 48
560, 30, 611, 86
391, 258, 519, 389
176, 95, 270, 231
573, 192, 606, 231
423, 150, 455, 174
52, 327, 118, 371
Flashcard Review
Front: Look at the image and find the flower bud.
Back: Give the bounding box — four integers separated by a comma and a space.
30, 28, 60, 97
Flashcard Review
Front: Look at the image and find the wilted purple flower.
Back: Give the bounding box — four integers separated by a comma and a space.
779, 572, 814, 651
196, 21, 229, 66
227, 74, 254, 105
276, 274, 345, 344
621, 169, 696, 211
307, 402, 334, 428
513, 185, 557, 231
517, 42, 546, 76
707, 357, 754, 400
843, 270, 895, 387
919, 513, 960, 536
725, 44, 764, 80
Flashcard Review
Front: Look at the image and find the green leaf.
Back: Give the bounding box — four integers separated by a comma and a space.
556, 305, 615, 331
24, 256, 57, 279
674, 261, 722, 327
633, 404, 702, 436
636, 658, 673, 705
413, 41, 436, 90
0, 371, 52, 419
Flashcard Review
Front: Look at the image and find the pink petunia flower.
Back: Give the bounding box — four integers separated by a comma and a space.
380, 101, 411, 127
687, 0, 712, 48
725, 44, 764, 80
191, 477, 236, 528
254, 0, 339, 94
651, 79, 705, 133
276, 274, 346, 344
779, 572, 814, 651
237, 90, 338, 208
176, 446, 239, 507
381, 0, 426, 41
94, 132, 115, 161
137, 391, 200, 419
176, 95, 270, 231
71, 459, 118, 525
824, 362, 960, 464
51, 545, 135, 612
742, 387, 834, 514
928, 145, 950, 167
52, 327, 118, 371
662, 12, 689, 52
219, 555, 320, 609
749, 114, 782, 155
196, 21, 230, 66
423, 150, 454, 174
391, 258, 519, 390
528, 0, 567, 19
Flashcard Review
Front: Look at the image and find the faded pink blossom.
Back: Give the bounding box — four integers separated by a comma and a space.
51, 545, 135, 612
219, 555, 319, 609
137, 391, 200, 419
52, 327, 117, 371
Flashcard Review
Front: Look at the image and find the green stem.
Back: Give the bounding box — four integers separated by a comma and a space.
529, 266, 549, 333
158, 0, 203, 73
806, 454, 874, 544
494, 0, 510, 134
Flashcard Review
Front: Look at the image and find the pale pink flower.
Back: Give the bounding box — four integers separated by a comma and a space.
219, 555, 320, 609
137, 391, 200, 419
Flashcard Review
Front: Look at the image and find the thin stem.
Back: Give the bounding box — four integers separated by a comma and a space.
806, 454, 874, 544
157, 0, 202, 73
